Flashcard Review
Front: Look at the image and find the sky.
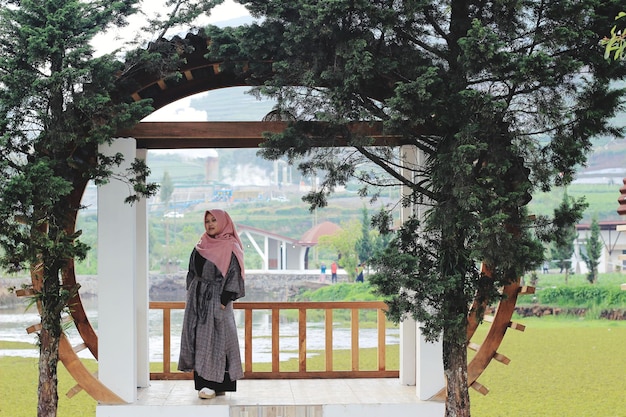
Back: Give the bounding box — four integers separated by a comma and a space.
93, 1, 251, 56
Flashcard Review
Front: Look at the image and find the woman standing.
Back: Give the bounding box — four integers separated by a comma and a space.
178, 209, 245, 399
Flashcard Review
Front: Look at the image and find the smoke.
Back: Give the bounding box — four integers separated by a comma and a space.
223, 164, 271, 186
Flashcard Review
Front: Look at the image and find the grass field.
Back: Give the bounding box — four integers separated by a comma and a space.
469, 318, 626, 417
1, 318, 625, 417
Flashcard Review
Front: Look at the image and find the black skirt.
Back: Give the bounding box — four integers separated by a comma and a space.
194, 369, 237, 392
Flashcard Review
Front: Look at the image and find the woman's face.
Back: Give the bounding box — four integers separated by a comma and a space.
205, 212, 219, 237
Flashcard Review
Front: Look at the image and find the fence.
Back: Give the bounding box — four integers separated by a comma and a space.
149, 301, 399, 380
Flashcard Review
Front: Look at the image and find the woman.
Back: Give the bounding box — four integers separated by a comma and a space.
178, 209, 245, 399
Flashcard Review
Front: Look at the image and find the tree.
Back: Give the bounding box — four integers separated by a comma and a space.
160, 170, 175, 261
0, 1, 223, 415
205, 1, 626, 415
550, 192, 585, 284
160, 170, 175, 209
318, 220, 361, 281
371, 207, 393, 256
355, 206, 374, 264
581, 216, 602, 284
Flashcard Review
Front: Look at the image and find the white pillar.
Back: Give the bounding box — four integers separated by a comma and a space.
416, 326, 444, 400
97, 138, 138, 402
398, 145, 444, 399
399, 318, 416, 385
136, 148, 150, 388
399, 145, 418, 386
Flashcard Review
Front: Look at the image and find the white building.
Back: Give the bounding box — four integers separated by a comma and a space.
574, 220, 626, 274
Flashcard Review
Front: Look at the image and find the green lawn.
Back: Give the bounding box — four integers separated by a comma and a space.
1, 318, 625, 417
470, 318, 626, 417
0, 355, 98, 417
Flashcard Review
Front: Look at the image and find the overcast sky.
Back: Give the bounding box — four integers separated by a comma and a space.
93, 1, 249, 54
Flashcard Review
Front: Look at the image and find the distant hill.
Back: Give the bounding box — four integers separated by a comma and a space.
581, 138, 626, 174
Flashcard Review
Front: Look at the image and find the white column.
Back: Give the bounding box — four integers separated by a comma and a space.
399, 145, 418, 385
416, 326, 444, 399
398, 145, 444, 399
97, 138, 138, 402
135, 148, 150, 388
399, 318, 416, 385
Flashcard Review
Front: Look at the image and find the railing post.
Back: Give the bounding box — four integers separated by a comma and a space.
351, 308, 359, 371
325, 308, 333, 371
244, 309, 253, 373
298, 308, 307, 372
377, 308, 386, 371
271, 307, 280, 373
163, 308, 171, 374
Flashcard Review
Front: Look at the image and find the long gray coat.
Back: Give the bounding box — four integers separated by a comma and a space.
178, 249, 245, 382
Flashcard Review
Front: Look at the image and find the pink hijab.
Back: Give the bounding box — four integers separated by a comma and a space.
195, 209, 245, 279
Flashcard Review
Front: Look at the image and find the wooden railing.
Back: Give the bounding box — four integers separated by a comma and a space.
149, 301, 399, 380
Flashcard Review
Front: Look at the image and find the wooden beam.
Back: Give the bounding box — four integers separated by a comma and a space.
117, 121, 403, 149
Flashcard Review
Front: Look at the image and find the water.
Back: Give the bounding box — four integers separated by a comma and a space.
0, 299, 399, 363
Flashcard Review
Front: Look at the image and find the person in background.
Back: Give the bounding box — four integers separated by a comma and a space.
331, 260, 338, 283
178, 209, 245, 399
320, 263, 327, 282
355, 263, 364, 283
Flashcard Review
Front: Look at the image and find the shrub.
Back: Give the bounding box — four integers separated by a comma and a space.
537, 285, 626, 308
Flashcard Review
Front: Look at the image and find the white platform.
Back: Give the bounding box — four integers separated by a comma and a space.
96, 378, 445, 417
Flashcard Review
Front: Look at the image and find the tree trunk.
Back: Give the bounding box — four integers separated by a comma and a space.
443, 331, 471, 417
38, 269, 62, 417
38, 323, 60, 417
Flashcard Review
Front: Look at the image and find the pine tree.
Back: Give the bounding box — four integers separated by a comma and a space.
0, 1, 223, 415
355, 206, 373, 264
206, 1, 626, 415
550, 192, 586, 284
581, 216, 603, 283
160, 171, 175, 210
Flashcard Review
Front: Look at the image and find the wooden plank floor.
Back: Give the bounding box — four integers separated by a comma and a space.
96, 378, 445, 417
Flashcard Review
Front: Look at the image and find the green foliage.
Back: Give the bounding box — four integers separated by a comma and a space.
534, 285, 626, 308
159, 171, 175, 208
318, 220, 361, 281
581, 216, 603, 283
528, 182, 622, 223
0, 1, 231, 415
291, 282, 382, 322
0, 1, 159, 413
355, 206, 374, 264
295, 282, 379, 302
161, 3, 626, 412
549, 191, 585, 280
234, 0, 625, 334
